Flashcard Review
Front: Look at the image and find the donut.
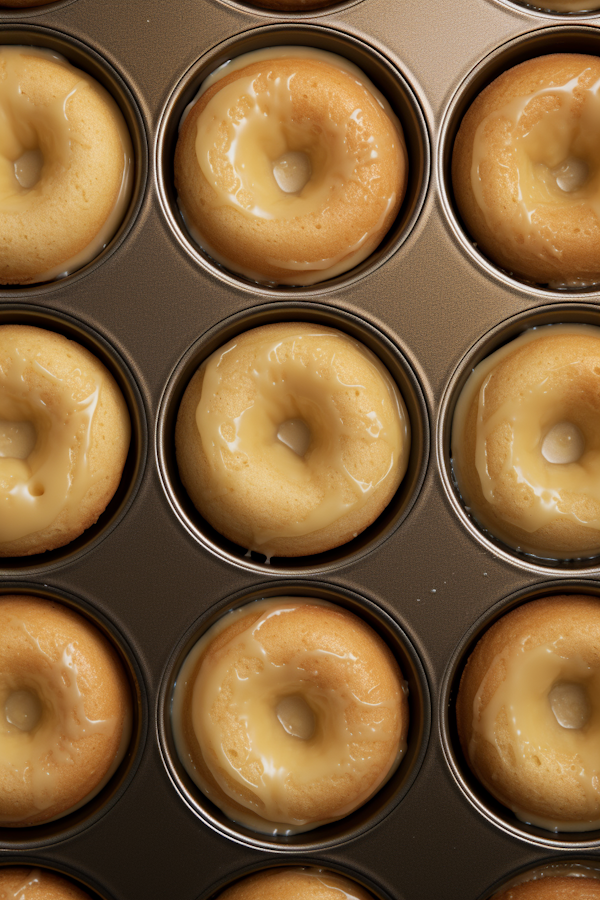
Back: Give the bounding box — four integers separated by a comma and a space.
171, 597, 408, 834
0, 324, 131, 557
0, 595, 132, 827
452, 54, 600, 287
0, 46, 133, 285
494, 875, 600, 900
175, 322, 409, 559
174, 47, 407, 286
216, 868, 376, 900
456, 595, 600, 832
0, 869, 91, 900
451, 323, 600, 560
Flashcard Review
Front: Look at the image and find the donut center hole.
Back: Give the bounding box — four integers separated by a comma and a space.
541, 421, 585, 464
0, 419, 37, 460
552, 156, 590, 193
549, 681, 591, 730
4, 689, 42, 732
272, 151, 312, 194
276, 694, 315, 740
14, 148, 44, 190
277, 418, 311, 457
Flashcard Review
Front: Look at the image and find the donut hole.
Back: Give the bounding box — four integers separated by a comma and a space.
3, 92, 67, 196
549, 681, 592, 730
3, 687, 43, 732
277, 419, 312, 457
275, 694, 316, 740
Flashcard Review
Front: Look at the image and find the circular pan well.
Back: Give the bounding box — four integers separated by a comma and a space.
156, 301, 429, 575
440, 579, 600, 850
0, 25, 147, 295
0, 304, 147, 576
0, 581, 146, 850
480, 858, 600, 899
155, 23, 429, 297
438, 302, 600, 575
438, 25, 600, 298
158, 580, 430, 852
196, 861, 397, 900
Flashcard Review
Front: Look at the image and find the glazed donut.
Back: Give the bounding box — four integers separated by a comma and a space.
174, 47, 407, 286
172, 598, 408, 834
0, 46, 133, 285
216, 868, 377, 900
0, 595, 132, 827
0, 324, 131, 557
0, 869, 91, 900
175, 322, 409, 559
457, 595, 600, 832
452, 54, 600, 287
494, 875, 600, 900
451, 323, 600, 560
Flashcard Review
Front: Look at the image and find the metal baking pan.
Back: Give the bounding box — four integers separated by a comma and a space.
1, 0, 600, 897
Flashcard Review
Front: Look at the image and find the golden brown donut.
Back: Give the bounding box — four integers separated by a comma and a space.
457, 595, 600, 832
0, 324, 131, 557
494, 876, 600, 900
0, 869, 91, 900
451, 324, 600, 560
0, 46, 132, 285
175, 47, 407, 286
172, 598, 408, 834
217, 868, 376, 900
0, 595, 132, 826
453, 54, 600, 287
175, 322, 409, 559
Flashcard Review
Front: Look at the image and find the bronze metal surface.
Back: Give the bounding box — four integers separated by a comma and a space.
1, 0, 600, 897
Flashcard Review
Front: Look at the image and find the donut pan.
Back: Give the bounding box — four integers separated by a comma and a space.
4, 0, 600, 898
